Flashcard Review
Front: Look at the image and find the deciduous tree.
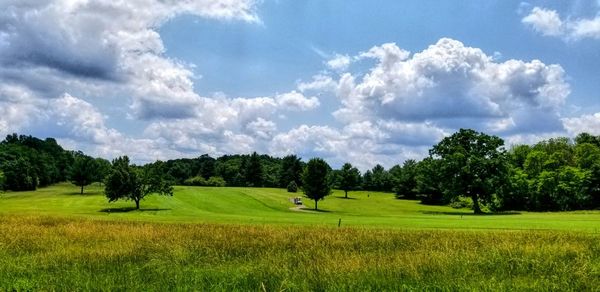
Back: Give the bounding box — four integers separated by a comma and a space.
105, 157, 173, 209
69, 154, 97, 194
339, 163, 360, 198
430, 129, 507, 214
302, 158, 331, 210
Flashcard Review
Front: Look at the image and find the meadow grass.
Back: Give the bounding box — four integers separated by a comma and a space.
0, 214, 598, 291
1, 183, 599, 231
1, 184, 599, 290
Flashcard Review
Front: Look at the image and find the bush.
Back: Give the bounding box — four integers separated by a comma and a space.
183, 176, 226, 187
183, 176, 207, 186
449, 197, 473, 209
287, 181, 298, 193
207, 176, 226, 187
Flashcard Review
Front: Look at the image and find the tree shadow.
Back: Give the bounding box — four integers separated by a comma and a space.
335, 196, 358, 200
66, 191, 103, 196
299, 207, 332, 213
99, 207, 171, 213
421, 211, 521, 216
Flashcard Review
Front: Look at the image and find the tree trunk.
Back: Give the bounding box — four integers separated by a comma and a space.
345, 190, 348, 198
80, 185, 84, 195
471, 194, 482, 214
314, 199, 318, 210
135, 199, 140, 210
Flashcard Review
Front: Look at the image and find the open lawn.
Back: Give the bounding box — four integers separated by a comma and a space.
1, 184, 599, 290
1, 183, 599, 231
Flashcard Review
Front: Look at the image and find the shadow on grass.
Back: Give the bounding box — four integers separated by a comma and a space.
335, 196, 358, 200
66, 191, 104, 196
298, 207, 332, 213
421, 211, 522, 216
99, 207, 171, 213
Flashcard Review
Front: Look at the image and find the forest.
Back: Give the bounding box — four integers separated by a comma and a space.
1, 130, 600, 212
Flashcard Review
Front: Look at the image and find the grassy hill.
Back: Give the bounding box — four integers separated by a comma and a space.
1, 183, 599, 231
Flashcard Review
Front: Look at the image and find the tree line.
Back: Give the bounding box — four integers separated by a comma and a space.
2, 130, 600, 213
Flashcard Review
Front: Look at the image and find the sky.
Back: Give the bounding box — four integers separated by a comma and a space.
1, 0, 600, 170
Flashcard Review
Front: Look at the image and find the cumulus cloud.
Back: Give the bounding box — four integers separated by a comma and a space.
522, 6, 600, 40
275, 91, 320, 111
331, 38, 569, 135
0, 0, 260, 123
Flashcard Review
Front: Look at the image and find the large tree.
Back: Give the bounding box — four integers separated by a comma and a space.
105, 157, 173, 209
69, 154, 97, 194
430, 129, 507, 214
302, 158, 332, 210
339, 163, 360, 198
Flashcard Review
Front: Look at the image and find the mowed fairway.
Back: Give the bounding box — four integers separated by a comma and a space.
1, 183, 599, 231
1, 184, 600, 290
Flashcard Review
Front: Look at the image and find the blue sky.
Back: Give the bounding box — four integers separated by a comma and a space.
1, 0, 600, 170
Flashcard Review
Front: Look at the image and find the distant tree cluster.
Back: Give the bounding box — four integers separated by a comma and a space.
3, 129, 600, 213
0, 134, 73, 191
160, 152, 304, 189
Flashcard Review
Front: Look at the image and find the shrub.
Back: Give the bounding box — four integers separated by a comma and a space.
287, 181, 298, 193
207, 176, 226, 187
183, 176, 207, 186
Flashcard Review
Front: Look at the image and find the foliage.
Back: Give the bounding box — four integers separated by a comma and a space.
183, 176, 208, 186
0, 170, 5, 191
104, 157, 173, 209
69, 154, 97, 194
338, 163, 360, 198
207, 176, 226, 187
244, 152, 263, 187
287, 180, 298, 193
394, 159, 419, 199
430, 129, 507, 214
302, 158, 332, 210
415, 157, 447, 205
279, 155, 303, 187
0, 134, 72, 191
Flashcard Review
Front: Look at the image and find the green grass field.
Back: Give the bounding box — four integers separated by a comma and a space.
1, 184, 599, 290
1, 183, 599, 231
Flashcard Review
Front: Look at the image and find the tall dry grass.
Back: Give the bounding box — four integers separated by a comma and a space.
0, 214, 598, 291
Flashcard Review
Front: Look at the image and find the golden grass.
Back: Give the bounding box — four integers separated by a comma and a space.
0, 214, 598, 291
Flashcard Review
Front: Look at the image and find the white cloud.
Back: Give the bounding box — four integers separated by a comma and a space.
246, 118, 277, 140
522, 6, 600, 40
275, 91, 320, 111
331, 38, 569, 135
563, 113, 600, 135
297, 75, 337, 93
0, 0, 260, 121
522, 7, 565, 36
270, 124, 431, 171
326, 54, 352, 71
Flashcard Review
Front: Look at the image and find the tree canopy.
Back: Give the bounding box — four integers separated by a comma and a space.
69, 154, 97, 194
104, 157, 173, 209
338, 163, 360, 198
302, 158, 332, 210
430, 129, 507, 214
